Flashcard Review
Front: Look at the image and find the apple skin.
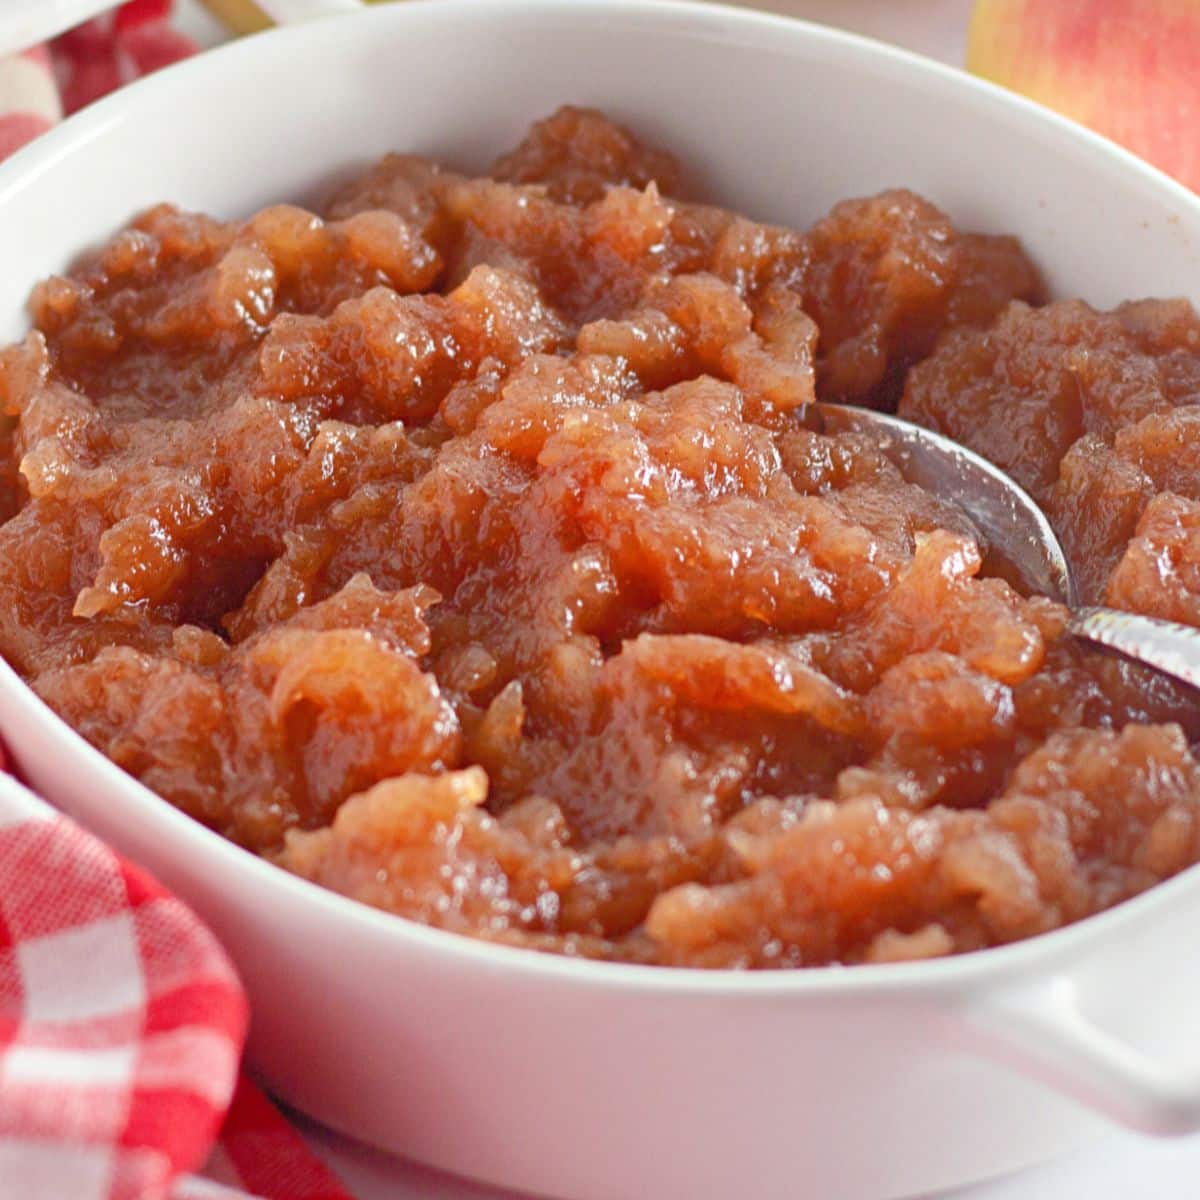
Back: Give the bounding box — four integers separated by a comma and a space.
968, 0, 1200, 192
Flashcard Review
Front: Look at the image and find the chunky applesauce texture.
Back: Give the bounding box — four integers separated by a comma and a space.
2, 108, 1199, 968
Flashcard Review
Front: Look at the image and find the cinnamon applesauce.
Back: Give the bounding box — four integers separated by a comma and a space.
2, 108, 1199, 968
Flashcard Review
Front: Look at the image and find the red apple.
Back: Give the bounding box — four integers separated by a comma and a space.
968, 0, 1200, 192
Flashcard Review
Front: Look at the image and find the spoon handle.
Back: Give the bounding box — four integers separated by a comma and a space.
1069, 608, 1200, 691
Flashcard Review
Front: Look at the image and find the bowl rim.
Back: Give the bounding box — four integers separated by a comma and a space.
3, 0, 1200, 999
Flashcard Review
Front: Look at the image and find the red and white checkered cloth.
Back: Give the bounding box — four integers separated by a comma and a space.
0, 4, 361, 1197
0, 764, 356, 1199
0, 1, 197, 159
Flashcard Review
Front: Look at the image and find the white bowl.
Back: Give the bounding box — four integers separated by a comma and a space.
3, 3, 1200, 1198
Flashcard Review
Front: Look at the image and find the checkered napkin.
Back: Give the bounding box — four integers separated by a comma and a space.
0, 5, 360, 1198
0, 1, 198, 161
0, 766, 355, 1199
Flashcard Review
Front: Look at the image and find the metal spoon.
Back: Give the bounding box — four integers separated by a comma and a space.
818, 403, 1200, 691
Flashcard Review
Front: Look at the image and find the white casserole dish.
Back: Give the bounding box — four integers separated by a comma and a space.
1, 2, 1200, 1197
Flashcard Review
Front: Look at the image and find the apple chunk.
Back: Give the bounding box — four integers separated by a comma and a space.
968, 0, 1200, 191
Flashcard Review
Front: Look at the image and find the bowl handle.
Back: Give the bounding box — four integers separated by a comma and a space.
969, 975, 1200, 1135
256, 0, 364, 24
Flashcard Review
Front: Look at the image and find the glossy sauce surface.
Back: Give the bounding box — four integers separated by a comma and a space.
2, 109, 1198, 967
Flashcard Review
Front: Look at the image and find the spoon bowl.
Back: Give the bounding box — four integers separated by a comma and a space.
818, 401, 1077, 605
821, 402, 1200, 691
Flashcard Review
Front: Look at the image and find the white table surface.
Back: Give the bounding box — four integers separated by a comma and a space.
301, 1116, 1200, 1200
168, 1, 1200, 1196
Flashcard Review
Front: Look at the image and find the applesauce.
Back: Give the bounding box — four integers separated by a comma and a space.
1, 108, 1198, 968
